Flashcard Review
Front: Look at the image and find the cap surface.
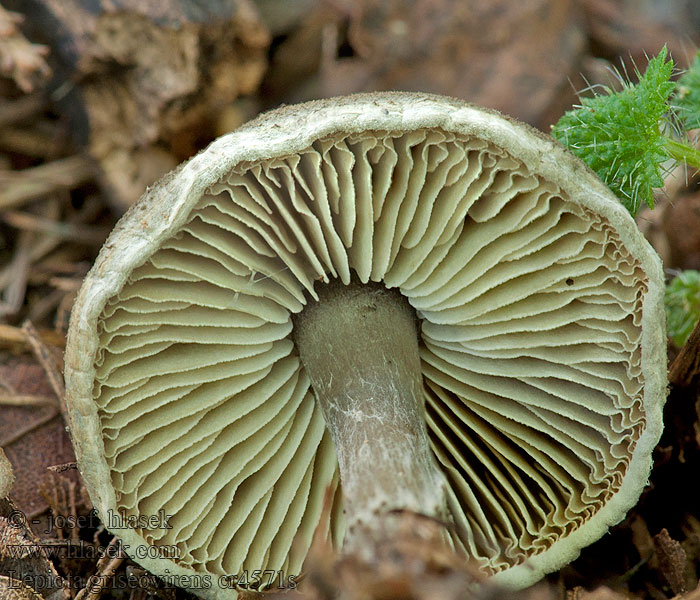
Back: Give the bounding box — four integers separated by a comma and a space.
64, 92, 666, 597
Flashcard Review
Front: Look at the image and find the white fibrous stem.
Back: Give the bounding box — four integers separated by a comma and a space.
293, 279, 449, 550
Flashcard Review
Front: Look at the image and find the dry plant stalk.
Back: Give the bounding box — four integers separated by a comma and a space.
0, 323, 65, 349
73, 537, 124, 600
0, 4, 50, 92
22, 321, 64, 399
0, 155, 95, 210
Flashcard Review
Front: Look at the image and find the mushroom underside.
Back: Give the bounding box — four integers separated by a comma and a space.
92, 128, 648, 586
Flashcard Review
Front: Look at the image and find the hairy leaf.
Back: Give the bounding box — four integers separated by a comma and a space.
675, 50, 700, 131
552, 48, 675, 216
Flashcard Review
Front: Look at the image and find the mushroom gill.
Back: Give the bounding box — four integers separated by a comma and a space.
92, 126, 651, 586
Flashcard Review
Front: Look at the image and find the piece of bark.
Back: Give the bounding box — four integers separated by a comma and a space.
0, 324, 65, 351
5, 0, 270, 210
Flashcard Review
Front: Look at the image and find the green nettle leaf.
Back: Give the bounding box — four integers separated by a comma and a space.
675, 50, 700, 131
665, 270, 700, 347
552, 47, 675, 216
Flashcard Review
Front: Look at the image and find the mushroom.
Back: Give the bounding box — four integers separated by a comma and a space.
64, 92, 666, 597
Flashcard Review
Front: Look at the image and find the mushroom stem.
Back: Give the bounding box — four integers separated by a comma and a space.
293, 278, 448, 549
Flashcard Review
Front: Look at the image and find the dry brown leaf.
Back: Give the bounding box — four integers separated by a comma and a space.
0, 360, 76, 518
314, 0, 586, 129
578, 0, 698, 69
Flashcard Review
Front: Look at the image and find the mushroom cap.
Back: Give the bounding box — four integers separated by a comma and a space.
64, 92, 666, 597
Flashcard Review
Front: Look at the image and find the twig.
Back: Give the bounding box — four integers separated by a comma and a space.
1, 209, 111, 244
27, 287, 66, 324
0, 125, 62, 157
0, 230, 31, 317
0, 393, 59, 406
49, 277, 83, 292
75, 537, 125, 600
56, 292, 76, 335
0, 372, 16, 394
0, 155, 95, 210
68, 479, 79, 543
22, 320, 66, 413
0, 322, 66, 348
0, 406, 59, 446
47, 462, 77, 473
46, 475, 66, 541
2, 196, 107, 297
0, 217, 68, 295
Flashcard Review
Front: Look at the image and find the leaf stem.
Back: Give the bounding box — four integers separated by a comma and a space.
662, 136, 700, 170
